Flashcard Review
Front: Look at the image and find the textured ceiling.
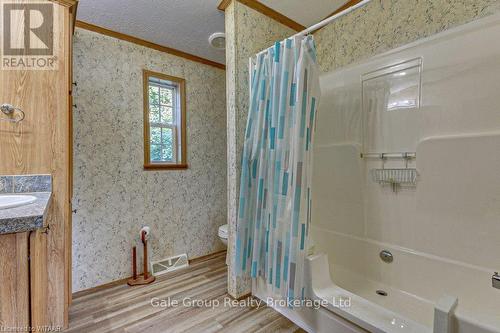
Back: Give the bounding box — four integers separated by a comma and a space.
76, 0, 347, 65
76, 0, 226, 64
260, 0, 347, 27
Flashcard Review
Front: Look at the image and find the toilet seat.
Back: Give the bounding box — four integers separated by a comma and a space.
218, 224, 228, 239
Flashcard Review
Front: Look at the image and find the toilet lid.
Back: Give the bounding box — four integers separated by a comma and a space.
218, 224, 228, 238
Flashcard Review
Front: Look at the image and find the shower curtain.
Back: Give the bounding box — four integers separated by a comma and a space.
235, 35, 320, 302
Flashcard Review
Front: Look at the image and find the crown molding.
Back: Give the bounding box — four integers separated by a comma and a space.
218, 0, 305, 32
217, 0, 232, 11
75, 20, 226, 70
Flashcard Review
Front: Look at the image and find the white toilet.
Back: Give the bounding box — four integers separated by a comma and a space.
218, 224, 228, 246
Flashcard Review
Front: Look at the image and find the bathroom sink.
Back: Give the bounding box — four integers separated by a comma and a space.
0, 195, 37, 210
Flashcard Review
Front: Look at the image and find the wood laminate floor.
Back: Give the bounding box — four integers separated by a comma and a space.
66, 252, 306, 333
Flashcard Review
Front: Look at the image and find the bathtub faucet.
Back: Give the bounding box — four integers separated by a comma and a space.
493, 272, 500, 289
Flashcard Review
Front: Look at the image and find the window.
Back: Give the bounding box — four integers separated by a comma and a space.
143, 70, 187, 169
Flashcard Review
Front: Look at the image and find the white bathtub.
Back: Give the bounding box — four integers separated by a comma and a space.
305, 241, 500, 333
256, 243, 498, 333
305, 252, 431, 333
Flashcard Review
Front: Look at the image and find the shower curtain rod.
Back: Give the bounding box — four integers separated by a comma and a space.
254, 0, 373, 57
294, 0, 372, 37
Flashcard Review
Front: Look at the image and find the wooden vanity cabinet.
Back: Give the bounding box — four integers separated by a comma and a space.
0, 230, 48, 330
30, 230, 49, 329
0, 0, 77, 330
0, 233, 30, 329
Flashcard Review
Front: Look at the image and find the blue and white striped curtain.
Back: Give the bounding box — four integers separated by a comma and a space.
235, 35, 320, 302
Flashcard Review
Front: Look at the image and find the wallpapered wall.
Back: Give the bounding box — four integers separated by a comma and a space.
72, 28, 227, 291
314, 0, 500, 72
224, 1, 295, 298
224, 0, 500, 298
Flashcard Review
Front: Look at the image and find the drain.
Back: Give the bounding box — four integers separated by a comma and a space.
376, 290, 388, 296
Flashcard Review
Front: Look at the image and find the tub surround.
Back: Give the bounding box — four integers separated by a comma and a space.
0, 175, 52, 234
311, 13, 500, 332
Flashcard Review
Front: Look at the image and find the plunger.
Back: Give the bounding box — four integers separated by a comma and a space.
128, 229, 155, 286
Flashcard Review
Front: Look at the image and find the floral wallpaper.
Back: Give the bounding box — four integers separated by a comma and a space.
72, 28, 227, 291
314, 0, 500, 72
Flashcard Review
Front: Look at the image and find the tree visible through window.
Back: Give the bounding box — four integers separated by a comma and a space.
143, 70, 187, 169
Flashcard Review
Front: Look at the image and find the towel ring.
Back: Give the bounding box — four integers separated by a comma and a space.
0, 103, 25, 123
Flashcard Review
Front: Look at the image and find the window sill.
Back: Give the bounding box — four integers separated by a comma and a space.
144, 163, 188, 170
